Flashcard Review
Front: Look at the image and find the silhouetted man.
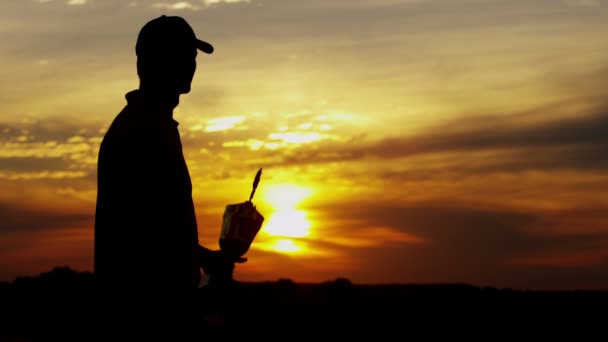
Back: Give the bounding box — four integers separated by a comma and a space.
94, 15, 243, 298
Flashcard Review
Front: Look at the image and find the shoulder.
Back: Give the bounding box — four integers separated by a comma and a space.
99, 110, 127, 149
103, 107, 162, 144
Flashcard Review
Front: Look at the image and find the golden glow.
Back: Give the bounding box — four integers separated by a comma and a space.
263, 184, 313, 210
2, 1, 608, 288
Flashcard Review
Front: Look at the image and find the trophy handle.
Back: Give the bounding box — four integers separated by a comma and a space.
248, 168, 262, 202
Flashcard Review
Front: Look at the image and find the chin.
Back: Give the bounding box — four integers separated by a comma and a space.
179, 84, 192, 94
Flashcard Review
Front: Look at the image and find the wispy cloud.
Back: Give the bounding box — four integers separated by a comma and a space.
0, 170, 88, 180
563, 0, 600, 7
66, 0, 88, 5
0, 120, 100, 181
253, 105, 608, 175
201, 116, 246, 132
150, 0, 250, 11
204, 0, 251, 5
151, 1, 200, 10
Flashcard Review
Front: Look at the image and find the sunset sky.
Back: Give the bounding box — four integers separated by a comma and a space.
1, 0, 608, 290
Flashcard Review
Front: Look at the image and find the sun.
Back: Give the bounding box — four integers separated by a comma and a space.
264, 209, 311, 238
261, 184, 313, 239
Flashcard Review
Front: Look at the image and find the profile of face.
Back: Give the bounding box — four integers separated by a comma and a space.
138, 44, 197, 95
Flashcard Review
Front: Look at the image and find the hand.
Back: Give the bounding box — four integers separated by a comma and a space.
199, 246, 247, 278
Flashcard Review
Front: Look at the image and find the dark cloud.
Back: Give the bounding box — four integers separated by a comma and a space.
254, 106, 608, 174
385, 203, 607, 254
0, 202, 92, 234
417, 108, 608, 151
0, 119, 101, 178
318, 201, 539, 254
0, 118, 101, 143
0, 157, 68, 172
348, 241, 608, 290
313, 200, 608, 289
363, 143, 608, 181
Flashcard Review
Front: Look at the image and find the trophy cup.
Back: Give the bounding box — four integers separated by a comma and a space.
219, 168, 265, 260
206, 169, 264, 289
202, 169, 264, 308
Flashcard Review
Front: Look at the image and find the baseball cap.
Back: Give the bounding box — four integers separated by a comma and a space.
136, 15, 214, 57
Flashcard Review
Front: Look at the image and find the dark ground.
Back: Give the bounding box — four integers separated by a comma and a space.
1, 267, 607, 341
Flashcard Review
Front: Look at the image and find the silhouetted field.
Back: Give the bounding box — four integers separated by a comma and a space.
1, 267, 606, 341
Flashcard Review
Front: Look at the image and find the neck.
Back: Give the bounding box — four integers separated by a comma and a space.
138, 85, 180, 115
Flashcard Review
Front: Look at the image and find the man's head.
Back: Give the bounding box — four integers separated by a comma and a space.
136, 15, 213, 95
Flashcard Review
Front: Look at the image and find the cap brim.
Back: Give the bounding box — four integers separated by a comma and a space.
196, 39, 214, 54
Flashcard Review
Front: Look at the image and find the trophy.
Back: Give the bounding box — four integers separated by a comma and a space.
219, 168, 265, 260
